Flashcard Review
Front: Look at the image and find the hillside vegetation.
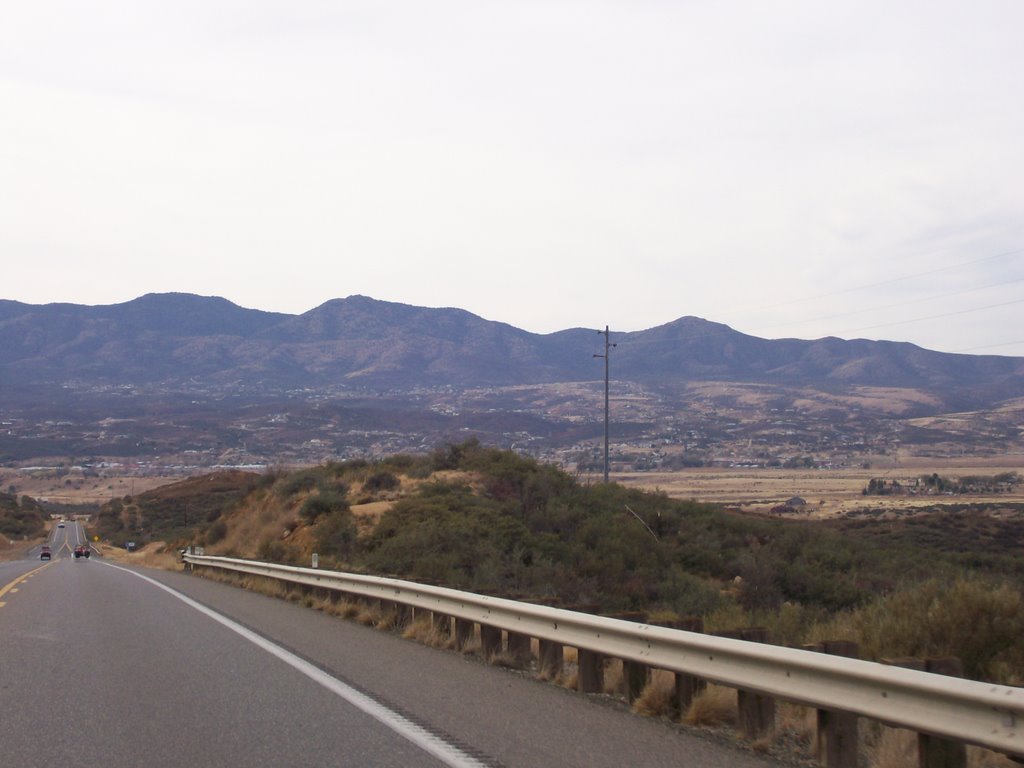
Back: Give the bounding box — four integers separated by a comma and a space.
101, 440, 1024, 684
0, 492, 47, 539
92, 470, 263, 546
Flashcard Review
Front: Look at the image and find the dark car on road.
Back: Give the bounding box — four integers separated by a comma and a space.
40, 545, 51, 560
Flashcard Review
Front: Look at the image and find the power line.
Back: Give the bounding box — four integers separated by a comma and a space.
952, 339, 1024, 354
751, 275, 1024, 332
833, 297, 1024, 337
746, 247, 1024, 318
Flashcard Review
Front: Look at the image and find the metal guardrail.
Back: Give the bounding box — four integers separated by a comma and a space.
184, 554, 1024, 756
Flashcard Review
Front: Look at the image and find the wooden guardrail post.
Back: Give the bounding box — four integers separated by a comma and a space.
623, 658, 649, 704
507, 631, 532, 665
578, 649, 605, 693
919, 658, 968, 768
431, 612, 451, 641
736, 627, 775, 739
661, 617, 707, 716
480, 624, 502, 661
817, 641, 860, 768
538, 639, 563, 680
454, 618, 474, 651
886, 657, 968, 768
608, 612, 650, 704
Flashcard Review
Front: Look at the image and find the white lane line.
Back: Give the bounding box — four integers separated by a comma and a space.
99, 561, 488, 768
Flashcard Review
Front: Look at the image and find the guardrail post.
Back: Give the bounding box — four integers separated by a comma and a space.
480, 624, 502, 661
431, 612, 451, 641
623, 659, 649, 704
887, 657, 968, 768
454, 618, 474, 651
538, 639, 563, 680
737, 627, 775, 740
578, 649, 604, 693
608, 610, 650, 703
395, 603, 412, 629
662, 617, 707, 716
817, 641, 860, 768
507, 631, 531, 665
918, 658, 967, 768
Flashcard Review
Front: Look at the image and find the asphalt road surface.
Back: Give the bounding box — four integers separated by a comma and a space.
1, 531, 790, 768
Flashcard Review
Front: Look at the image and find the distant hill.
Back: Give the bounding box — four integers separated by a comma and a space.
1, 292, 1021, 409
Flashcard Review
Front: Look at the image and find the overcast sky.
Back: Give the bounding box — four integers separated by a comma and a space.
2, 1, 1022, 356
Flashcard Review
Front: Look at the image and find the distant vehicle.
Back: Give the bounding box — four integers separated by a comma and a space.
57, 522, 65, 528
40, 545, 51, 561
74, 545, 90, 559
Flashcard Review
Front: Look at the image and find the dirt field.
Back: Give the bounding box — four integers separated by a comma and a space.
613, 457, 1024, 518
0, 468, 182, 504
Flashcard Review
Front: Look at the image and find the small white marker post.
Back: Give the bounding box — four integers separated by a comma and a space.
312, 553, 319, 569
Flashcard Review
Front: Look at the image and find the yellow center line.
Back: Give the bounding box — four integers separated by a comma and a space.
0, 561, 53, 602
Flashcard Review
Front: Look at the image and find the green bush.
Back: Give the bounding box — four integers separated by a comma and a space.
257, 537, 286, 562
364, 471, 399, 492
315, 510, 357, 560
276, 469, 321, 497
812, 576, 1024, 683
299, 490, 348, 523
0, 493, 47, 538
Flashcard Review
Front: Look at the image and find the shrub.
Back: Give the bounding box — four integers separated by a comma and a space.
299, 490, 348, 523
315, 509, 357, 559
812, 576, 1024, 683
276, 469, 320, 498
257, 537, 286, 562
205, 520, 228, 545
364, 471, 399, 493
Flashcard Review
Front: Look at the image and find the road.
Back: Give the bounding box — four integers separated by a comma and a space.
1, 526, 788, 768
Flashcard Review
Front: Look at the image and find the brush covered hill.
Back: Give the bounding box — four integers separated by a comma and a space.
110, 441, 1024, 683
0, 491, 47, 539
91, 470, 266, 546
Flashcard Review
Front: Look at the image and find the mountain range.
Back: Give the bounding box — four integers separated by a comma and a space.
1, 292, 1022, 408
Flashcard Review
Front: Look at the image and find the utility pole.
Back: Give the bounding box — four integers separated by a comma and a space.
594, 325, 616, 484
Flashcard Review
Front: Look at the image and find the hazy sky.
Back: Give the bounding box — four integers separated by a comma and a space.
2, 1, 1022, 355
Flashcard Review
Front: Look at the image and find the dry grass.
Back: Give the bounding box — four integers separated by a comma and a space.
355, 602, 382, 626
632, 670, 676, 717
684, 685, 737, 727
215, 490, 309, 560
402, 614, 453, 650
864, 726, 916, 768
458, 631, 482, 657
603, 658, 623, 695
99, 541, 182, 571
